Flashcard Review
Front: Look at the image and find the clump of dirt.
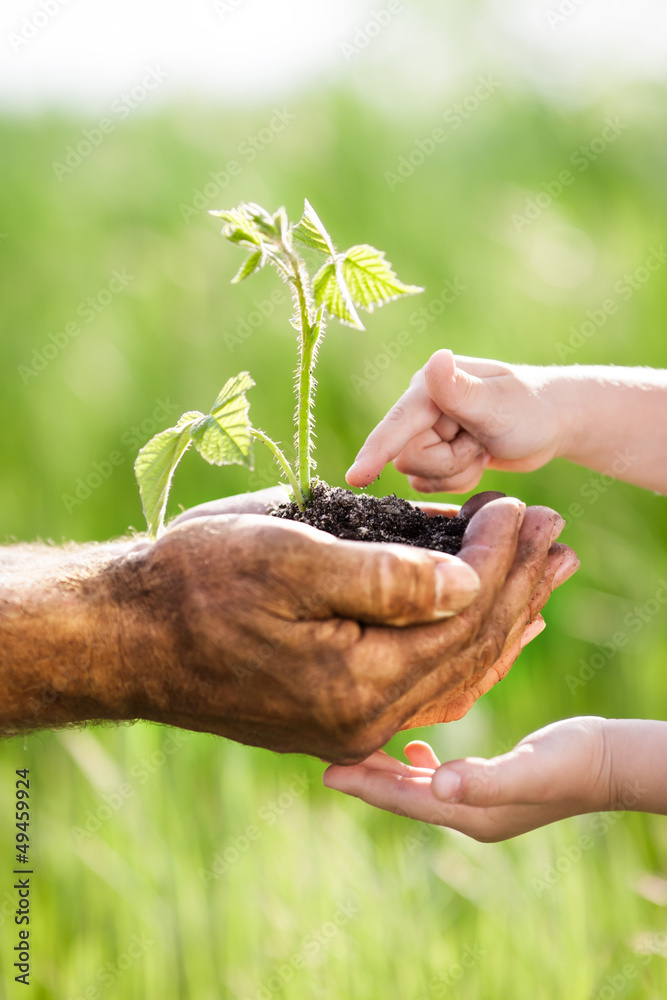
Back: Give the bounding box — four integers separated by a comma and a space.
272, 482, 467, 555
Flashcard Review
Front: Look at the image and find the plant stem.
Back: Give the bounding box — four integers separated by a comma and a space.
285, 251, 325, 503
249, 427, 306, 511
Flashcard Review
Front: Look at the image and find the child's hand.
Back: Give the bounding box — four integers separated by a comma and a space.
346, 350, 566, 493
323, 718, 611, 841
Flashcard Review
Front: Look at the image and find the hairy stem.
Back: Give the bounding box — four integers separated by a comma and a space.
285, 251, 325, 503
249, 428, 306, 511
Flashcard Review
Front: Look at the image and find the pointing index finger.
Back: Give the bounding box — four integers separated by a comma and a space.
346, 374, 441, 487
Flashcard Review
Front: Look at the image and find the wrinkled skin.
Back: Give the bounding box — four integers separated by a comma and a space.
126, 487, 577, 764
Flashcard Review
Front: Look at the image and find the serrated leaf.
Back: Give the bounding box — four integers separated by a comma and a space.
134, 411, 204, 539
292, 199, 337, 256
245, 202, 281, 236
313, 260, 364, 330
231, 250, 264, 284
190, 371, 255, 467
341, 244, 424, 312
209, 207, 262, 248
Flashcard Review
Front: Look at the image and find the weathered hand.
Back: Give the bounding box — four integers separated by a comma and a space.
125, 497, 479, 762
323, 717, 612, 841
170, 488, 575, 734
389, 490, 575, 729
115, 490, 577, 763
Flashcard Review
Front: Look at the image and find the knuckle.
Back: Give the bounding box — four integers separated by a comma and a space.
426, 479, 452, 494
324, 647, 417, 760
458, 472, 484, 493
458, 375, 479, 410
310, 655, 386, 758
471, 828, 503, 844
332, 732, 381, 766
393, 450, 420, 476
373, 551, 409, 620
460, 766, 499, 810
323, 703, 383, 764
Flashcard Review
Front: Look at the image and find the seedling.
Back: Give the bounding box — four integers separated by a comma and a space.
135, 200, 423, 538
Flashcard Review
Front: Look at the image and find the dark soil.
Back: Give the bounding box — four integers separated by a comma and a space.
272, 482, 468, 555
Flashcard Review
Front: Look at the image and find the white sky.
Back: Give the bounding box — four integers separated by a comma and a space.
0, 0, 667, 112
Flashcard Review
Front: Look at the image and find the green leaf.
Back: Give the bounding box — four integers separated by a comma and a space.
190, 371, 255, 467
231, 250, 264, 284
293, 199, 337, 256
341, 244, 424, 312
245, 202, 281, 237
272, 206, 289, 242
313, 260, 364, 330
209, 207, 263, 248
134, 411, 204, 540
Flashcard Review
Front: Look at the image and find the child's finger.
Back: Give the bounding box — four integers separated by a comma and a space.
431, 747, 554, 806
323, 761, 565, 840
346, 376, 440, 487
394, 430, 485, 481
407, 452, 487, 494
323, 762, 458, 825
424, 350, 511, 441
404, 741, 441, 769
349, 749, 433, 777
433, 411, 461, 441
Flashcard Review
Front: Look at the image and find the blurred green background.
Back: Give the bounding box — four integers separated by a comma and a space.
1, 28, 667, 1000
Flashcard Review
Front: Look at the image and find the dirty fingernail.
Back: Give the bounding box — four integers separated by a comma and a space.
432, 767, 462, 801
520, 617, 546, 648
552, 553, 580, 588
435, 560, 480, 615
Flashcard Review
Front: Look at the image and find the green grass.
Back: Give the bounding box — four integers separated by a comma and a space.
1, 86, 667, 997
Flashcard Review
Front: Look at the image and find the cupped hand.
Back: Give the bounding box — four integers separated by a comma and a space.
346, 350, 565, 493
323, 717, 611, 840
126, 489, 577, 763
396, 494, 576, 730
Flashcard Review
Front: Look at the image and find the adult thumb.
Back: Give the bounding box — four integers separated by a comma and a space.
319, 539, 480, 626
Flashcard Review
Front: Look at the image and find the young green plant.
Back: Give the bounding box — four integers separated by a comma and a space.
134, 200, 423, 538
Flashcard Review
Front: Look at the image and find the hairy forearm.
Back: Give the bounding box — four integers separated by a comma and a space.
0, 538, 155, 733
551, 367, 667, 493
605, 719, 667, 815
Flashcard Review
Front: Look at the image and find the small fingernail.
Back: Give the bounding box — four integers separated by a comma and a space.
435, 560, 480, 615
517, 500, 526, 526
432, 767, 462, 801
550, 515, 566, 545
520, 617, 546, 648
